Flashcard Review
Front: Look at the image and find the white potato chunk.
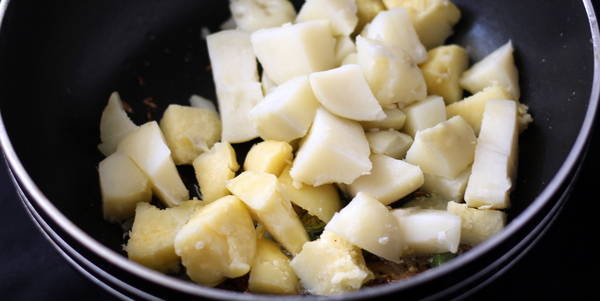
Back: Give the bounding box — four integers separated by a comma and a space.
356, 36, 427, 106
98, 92, 138, 156
366, 129, 413, 159
250, 76, 319, 142
189, 95, 217, 113
325, 192, 404, 262
465, 100, 518, 209
392, 208, 461, 255
335, 35, 356, 65
99, 152, 151, 222
362, 7, 427, 64
405, 116, 476, 178
420, 44, 469, 103
230, 0, 296, 32
422, 166, 471, 202
207, 30, 261, 143
249, 238, 299, 294
117, 121, 189, 207
310, 64, 386, 121
355, 0, 386, 34
403, 95, 447, 136
226, 171, 308, 254
193, 142, 240, 203
290, 231, 373, 295
341, 52, 358, 65
290, 107, 372, 185
251, 21, 336, 84
361, 108, 407, 130
447, 201, 506, 246
297, 0, 358, 36
460, 41, 520, 100
349, 155, 424, 205
243, 140, 293, 176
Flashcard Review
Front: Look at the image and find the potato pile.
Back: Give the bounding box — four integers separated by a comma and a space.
96, 0, 533, 296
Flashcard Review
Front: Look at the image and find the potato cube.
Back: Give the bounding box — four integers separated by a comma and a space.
420, 45, 469, 103
310, 64, 386, 121
392, 208, 461, 255
297, 0, 358, 36
226, 171, 308, 254
384, 0, 461, 49
249, 238, 299, 294
362, 7, 427, 64
98, 92, 138, 156
460, 41, 520, 100
250, 76, 319, 142
251, 21, 336, 84
335, 35, 356, 65
465, 100, 518, 209
403, 95, 447, 136
193, 142, 240, 203
325, 192, 404, 262
290, 107, 372, 186
290, 231, 373, 295
159, 104, 221, 165
422, 166, 471, 201
366, 129, 413, 159
244, 140, 293, 176
361, 108, 407, 130
349, 155, 423, 205
279, 166, 341, 223
174, 196, 256, 286
355, 0, 386, 34
447, 201, 506, 246
189, 95, 217, 113
356, 36, 427, 106
125, 201, 202, 273
230, 0, 296, 32
99, 152, 151, 222
446, 85, 512, 135
405, 116, 476, 178
117, 121, 189, 207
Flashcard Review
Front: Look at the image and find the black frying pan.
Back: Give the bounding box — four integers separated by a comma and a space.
0, 0, 598, 300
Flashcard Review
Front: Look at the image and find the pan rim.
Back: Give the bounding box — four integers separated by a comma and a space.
1, 0, 599, 299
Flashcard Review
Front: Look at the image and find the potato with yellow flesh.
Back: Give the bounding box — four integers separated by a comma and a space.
125, 201, 202, 273
354, 0, 385, 34
361, 108, 407, 130
392, 208, 461, 255
420, 45, 469, 103
335, 35, 356, 65
383, 0, 461, 49
226, 171, 308, 254
249, 238, 299, 295
98, 92, 138, 156
297, 0, 358, 36
174, 196, 256, 286
447, 201, 506, 246
290, 231, 373, 295
422, 166, 470, 201
403, 95, 447, 136
244, 140, 293, 176
278, 166, 341, 223
251, 21, 336, 85
159, 104, 221, 165
230, 0, 296, 32
193, 142, 239, 203
446, 85, 511, 135
349, 155, 424, 205
405, 116, 476, 178
325, 192, 404, 262
366, 129, 413, 159
99, 152, 151, 223
117, 121, 189, 207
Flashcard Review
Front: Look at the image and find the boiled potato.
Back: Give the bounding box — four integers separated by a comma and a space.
355, 0, 386, 34
341, 52, 358, 65
159, 104, 221, 165
405, 116, 476, 178
251, 20, 336, 84
325, 192, 404, 262
230, 0, 296, 32
261, 72, 278, 95
465, 99, 518, 209
290, 231, 373, 295
447, 201, 506, 245
244, 140, 293, 176
189, 95, 217, 113
290, 107, 372, 186
422, 166, 471, 201
249, 238, 299, 294
98, 92, 138, 156
349, 155, 424, 205
403, 95, 447, 136
334, 35, 356, 65
361, 107, 407, 130
250, 76, 319, 142
366, 129, 413, 159
420, 44, 469, 103
297, 0, 358, 36
117, 121, 189, 207
392, 208, 461, 255
99, 152, 151, 223
174, 196, 256, 286
310, 64, 386, 121
125, 201, 202, 273
226, 171, 308, 254
193, 142, 239, 203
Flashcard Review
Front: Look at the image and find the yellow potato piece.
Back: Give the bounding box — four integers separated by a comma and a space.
355, 0, 386, 34
249, 238, 299, 295
193, 142, 240, 203
446, 85, 512, 135
447, 201, 506, 246
243, 140, 293, 176
420, 44, 469, 104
